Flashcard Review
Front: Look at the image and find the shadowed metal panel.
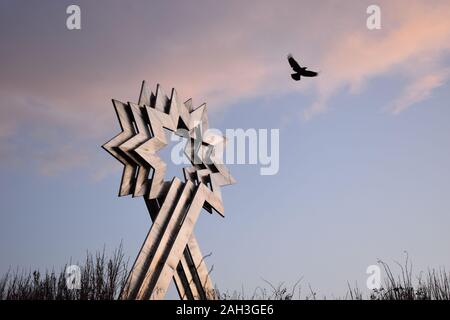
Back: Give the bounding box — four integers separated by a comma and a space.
121, 178, 184, 299
147, 184, 209, 300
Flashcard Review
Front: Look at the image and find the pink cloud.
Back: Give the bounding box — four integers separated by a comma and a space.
303, 1, 450, 119
389, 69, 450, 115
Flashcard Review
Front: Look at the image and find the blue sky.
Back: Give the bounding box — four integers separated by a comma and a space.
1, 0, 450, 298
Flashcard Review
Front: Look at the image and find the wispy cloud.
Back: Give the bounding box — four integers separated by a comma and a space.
37, 145, 90, 176
389, 69, 450, 115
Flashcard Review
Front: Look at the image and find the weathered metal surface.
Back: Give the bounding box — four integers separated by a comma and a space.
103, 81, 235, 300
102, 100, 137, 196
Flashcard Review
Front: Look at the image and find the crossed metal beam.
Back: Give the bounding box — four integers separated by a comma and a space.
102, 81, 235, 300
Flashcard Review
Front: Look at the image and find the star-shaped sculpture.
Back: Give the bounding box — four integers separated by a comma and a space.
102, 81, 235, 300
103, 81, 235, 214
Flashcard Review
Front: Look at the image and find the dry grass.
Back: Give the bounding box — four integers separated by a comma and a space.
0, 244, 128, 300
1, 248, 449, 300
348, 253, 450, 300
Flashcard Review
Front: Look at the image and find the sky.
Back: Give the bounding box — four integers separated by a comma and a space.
1, 0, 450, 298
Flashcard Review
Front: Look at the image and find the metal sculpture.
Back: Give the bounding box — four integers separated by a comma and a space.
102, 81, 235, 300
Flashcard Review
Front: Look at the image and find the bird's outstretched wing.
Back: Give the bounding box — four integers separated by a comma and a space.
287, 54, 302, 72
302, 69, 318, 77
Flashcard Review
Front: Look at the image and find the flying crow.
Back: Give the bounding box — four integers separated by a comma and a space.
287, 54, 318, 81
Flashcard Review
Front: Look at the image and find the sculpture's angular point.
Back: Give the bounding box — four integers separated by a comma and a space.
101, 141, 110, 153
193, 102, 206, 112
139, 80, 151, 106
184, 98, 193, 112
155, 83, 165, 96
170, 87, 178, 100
154, 84, 169, 112
227, 174, 237, 185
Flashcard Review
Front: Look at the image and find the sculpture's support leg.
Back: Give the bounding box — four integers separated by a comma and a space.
184, 236, 216, 299
120, 178, 216, 300
145, 196, 216, 300
144, 182, 209, 300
